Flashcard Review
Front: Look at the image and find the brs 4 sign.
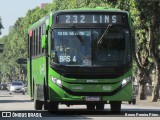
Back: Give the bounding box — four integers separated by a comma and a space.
59, 56, 71, 62
59, 55, 76, 63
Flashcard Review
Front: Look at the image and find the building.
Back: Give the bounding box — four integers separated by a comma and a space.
39, 3, 46, 8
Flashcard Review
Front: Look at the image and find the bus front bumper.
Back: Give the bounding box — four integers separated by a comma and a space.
49, 81, 133, 103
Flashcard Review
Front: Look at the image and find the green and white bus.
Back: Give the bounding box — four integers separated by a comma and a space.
27, 7, 134, 112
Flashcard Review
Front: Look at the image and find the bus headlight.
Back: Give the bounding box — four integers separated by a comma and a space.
51, 77, 62, 87
121, 77, 132, 87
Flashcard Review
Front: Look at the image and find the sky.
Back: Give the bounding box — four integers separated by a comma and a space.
0, 0, 53, 38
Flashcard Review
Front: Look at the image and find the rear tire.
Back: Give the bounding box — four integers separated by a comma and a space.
110, 101, 121, 113
33, 83, 43, 110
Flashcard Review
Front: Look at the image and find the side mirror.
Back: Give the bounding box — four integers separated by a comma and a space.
42, 35, 46, 49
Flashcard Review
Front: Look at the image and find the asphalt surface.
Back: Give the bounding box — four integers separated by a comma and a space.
0, 90, 160, 120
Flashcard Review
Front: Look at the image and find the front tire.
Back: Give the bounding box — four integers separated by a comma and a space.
34, 100, 43, 110
110, 101, 121, 113
48, 102, 59, 112
86, 104, 95, 110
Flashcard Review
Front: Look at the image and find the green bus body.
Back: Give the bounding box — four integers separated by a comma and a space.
27, 7, 134, 112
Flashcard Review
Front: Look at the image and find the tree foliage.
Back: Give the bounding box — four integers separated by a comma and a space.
0, 3, 54, 82
0, 17, 3, 35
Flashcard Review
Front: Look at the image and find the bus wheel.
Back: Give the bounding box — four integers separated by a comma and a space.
86, 104, 95, 110
110, 101, 121, 113
34, 99, 43, 110
48, 102, 59, 112
96, 103, 104, 110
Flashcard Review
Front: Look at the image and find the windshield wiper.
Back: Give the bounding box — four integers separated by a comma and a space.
97, 24, 112, 45
70, 25, 85, 45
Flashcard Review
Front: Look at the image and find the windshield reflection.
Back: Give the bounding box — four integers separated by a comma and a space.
51, 28, 130, 67
51, 29, 91, 66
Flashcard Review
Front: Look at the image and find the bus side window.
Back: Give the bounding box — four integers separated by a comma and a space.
39, 26, 41, 54
36, 28, 38, 56
32, 30, 35, 57
28, 31, 32, 58
42, 23, 45, 54
34, 30, 36, 56
27, 34, 29, 58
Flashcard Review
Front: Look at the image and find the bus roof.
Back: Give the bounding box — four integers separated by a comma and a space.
28, 15, 49, 31
54, 7, 128, 14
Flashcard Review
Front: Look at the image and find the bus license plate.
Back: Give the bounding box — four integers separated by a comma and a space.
85, 96, 100, 101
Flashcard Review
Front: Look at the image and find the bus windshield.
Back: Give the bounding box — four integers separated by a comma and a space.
51, 28, 131, 67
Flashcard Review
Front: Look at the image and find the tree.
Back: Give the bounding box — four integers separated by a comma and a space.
135, 1, 160, 102
148, 1, 160, 102
135, 47, 153, 100
133, 4, 153, 100
0, 17, 3, 35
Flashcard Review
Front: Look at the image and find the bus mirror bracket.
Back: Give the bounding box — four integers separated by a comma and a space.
42, 35, 46, 49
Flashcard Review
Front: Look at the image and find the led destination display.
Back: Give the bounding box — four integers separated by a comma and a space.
57, 14, 125, 24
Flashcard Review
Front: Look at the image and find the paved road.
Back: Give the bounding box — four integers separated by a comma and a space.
0, 90, 160, 120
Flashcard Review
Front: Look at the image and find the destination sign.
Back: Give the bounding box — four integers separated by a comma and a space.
57, 14, 124, 24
